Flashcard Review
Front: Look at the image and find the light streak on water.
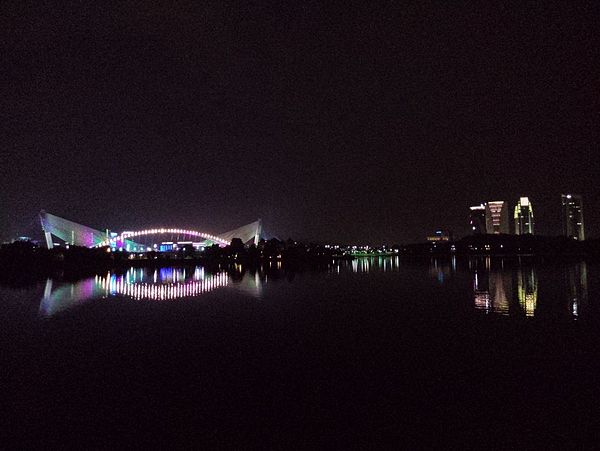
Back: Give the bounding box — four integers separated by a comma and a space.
39, 267, 230, 316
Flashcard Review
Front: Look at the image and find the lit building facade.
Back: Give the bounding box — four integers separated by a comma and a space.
469, 204, 487, 234
514, 197, 534, 235
427, 229, 453, 242
485, 201, 509, 234
561, 194, 585, 240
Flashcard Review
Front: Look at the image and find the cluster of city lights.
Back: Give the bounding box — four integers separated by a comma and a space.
95, 228, 230, 248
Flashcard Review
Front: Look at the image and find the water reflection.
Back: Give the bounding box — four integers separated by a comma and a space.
469, 260, 587, 319
473, 269, 512, 315
430, 259, 452, 284
349, 256, 401, 273
567, 262, 588, 318
517, 268, 538, 317
426, 257, 591, 319
39, 266, 264, 317
473, 271, 491, 313
30, 258, 594, 320
38, 257, 403, 317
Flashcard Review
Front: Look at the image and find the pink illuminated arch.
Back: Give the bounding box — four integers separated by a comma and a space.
95, 227, 230, 248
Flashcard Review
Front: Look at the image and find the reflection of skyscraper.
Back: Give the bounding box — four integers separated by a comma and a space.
489, 271, 511, 315
473, 270, 491, 313
566, 262, 588, 318
469, 204, 487, 234
472, 267, 511, 315
430, 258, 451, 284
561, 194, 585, 241
514, 197, 534, 235
485, 201, 509, 234
517, 268, 538, 317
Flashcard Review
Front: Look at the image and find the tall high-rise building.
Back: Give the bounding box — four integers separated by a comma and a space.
562, 194, 585, 240
514, 197, 534, 235
469, 204, 487, 234
485, 201, 509, 234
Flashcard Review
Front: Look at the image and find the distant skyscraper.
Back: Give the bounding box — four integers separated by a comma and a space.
485, 201, 509, 234
469, 204, 487, 234
514, 197, 534, 235
562, 194, 585, 240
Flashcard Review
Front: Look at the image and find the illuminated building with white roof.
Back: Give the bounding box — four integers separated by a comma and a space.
514, 197, 534, 235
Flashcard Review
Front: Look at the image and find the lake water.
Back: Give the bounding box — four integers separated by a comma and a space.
5, 257, 594, 320
2, 257, 599, 447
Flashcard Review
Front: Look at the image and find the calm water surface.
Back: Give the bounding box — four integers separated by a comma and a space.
2, 256, 594, 321
2, 257, 599, 447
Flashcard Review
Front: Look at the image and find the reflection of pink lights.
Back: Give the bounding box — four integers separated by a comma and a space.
40, 271, 231, 316
474, 292, 491, 313
78, 278, 95, 299
101, 272, 229, 301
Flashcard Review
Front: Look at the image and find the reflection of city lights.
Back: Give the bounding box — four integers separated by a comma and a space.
567, 262, 587, 319
430, 259, 452, 284
474, 292, 491, 313
472, 263, 531, 317
97, 272, 229, 301
517, 269, 538, 317
490, 272, 510, 315
523, 294, 536, 316
347, 256, 403, 274
40, 268, 232, 316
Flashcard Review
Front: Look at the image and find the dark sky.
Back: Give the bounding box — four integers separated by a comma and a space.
1, 1, 599, 244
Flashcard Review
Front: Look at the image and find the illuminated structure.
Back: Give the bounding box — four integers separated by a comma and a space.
98, 228, 230, 250
485, 201, 509, 234
39, 211, 108, 248
427, 229, 452, 242
561, 194, 585, 240
514, 197, 534, 235
40, 211, 262, 250
469, 204, 487, 234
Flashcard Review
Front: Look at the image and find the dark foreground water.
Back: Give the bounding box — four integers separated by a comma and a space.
2, 257, 600, 448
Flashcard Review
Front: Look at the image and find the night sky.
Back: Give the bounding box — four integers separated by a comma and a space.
1, 2, 599, 244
